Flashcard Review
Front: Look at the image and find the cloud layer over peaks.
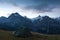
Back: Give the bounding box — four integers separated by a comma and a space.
0, 0, 60, 12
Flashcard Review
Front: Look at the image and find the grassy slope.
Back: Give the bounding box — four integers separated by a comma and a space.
0, 30, 60, 40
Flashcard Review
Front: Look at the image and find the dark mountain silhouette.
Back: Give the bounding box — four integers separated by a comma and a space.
0, 12, 60, 34
0, 12, 32, 31
0, 16, 7, 23
32, 16, 60, 34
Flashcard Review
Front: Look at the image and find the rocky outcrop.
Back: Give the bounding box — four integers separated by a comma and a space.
13, 27, 32, 37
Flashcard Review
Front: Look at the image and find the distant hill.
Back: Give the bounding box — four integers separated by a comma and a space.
0, 12, 60, 34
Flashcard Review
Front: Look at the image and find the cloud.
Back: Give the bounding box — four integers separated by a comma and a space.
0, 0, 60, 12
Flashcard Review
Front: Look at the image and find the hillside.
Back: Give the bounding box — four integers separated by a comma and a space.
0, 30, 60, 40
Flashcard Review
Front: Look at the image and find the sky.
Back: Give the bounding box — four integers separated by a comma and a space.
0, 0, 60, 18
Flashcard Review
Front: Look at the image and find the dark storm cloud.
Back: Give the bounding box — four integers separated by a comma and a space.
0, 0, 60, 12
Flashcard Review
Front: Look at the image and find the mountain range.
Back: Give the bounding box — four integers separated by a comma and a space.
0, 12, 60, 34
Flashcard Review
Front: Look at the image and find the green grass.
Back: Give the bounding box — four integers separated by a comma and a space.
0, 30, 60, 40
